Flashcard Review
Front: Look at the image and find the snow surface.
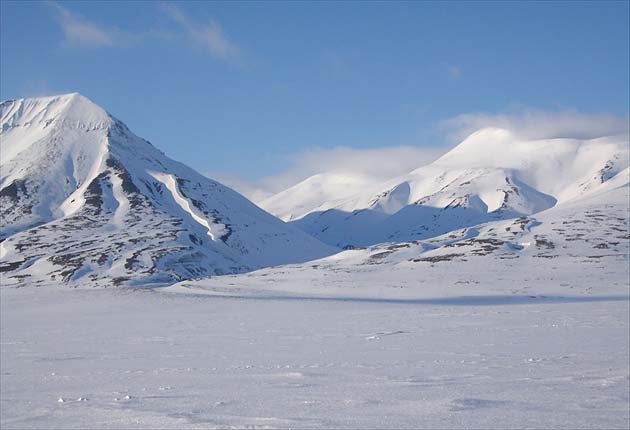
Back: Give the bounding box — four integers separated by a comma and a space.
1, 93, 629, 429
2, 150, 629, 429
2, 283, 628, 429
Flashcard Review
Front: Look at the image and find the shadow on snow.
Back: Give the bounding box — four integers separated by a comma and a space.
178, 293, 630, 306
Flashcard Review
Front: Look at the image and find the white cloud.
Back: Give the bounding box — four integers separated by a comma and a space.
290, 146, 444, 179
161, 3, 240, 63
212, 145, 447, 202
47, 2, 236, 57
216, 108, 630, 202
443, 109, 630, 141
210, 173, 277, 203
48, 2, 162, 48
49, 2, 115, 48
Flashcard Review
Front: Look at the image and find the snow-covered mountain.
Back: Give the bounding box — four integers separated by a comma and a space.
263, 128, 629, 247
260, 172, 378, 222
174, 169, 629, 300
0, 93, 335, 287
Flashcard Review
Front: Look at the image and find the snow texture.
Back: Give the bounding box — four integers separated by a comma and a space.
1, 93, 629, 429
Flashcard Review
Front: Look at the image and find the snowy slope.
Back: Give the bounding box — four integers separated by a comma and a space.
0, 93, 335, 287
266, 128, 628, 247
1, 159, 628, 429
1, 98, 628, 429
260, 172, 377, 222
170, 167, 629, 300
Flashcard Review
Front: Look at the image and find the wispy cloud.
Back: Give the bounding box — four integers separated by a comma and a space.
212, 145, 446, 202
47, 1, 237, 61
161, 3, 240, 63
217, 108, 630, 201
49, 2, 115, 48
48, 2, 164, 48
288, 146, 445, 179
443, 109, 630, 141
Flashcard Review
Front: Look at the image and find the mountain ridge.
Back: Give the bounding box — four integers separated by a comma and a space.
0, 93, 335, 287
260, 128, 629, 247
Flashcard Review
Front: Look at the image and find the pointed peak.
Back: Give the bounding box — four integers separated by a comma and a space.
1, 92, 112, 132
2, 92, 85, 107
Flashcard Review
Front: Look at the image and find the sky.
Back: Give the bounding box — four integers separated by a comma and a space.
1, 1, 629, 199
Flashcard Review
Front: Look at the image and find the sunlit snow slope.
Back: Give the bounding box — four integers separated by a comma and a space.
0, 93, 335, 287
174, 173, 629, 300
260, 172, 378, 221
263, 128, 629, 247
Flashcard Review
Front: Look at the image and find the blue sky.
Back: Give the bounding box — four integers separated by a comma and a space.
1, 1, 629, 196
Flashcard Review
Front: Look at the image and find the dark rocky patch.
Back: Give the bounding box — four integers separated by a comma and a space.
535, 236, 555, 249
0, 179, 28, 201
412, 253, 465, 263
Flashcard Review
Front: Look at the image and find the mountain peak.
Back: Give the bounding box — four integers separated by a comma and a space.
1, 92, 112, 135
263, 128, 628, 248
429, 127, 516, 168
1, 93, 117, 167
1, 93, 334, 287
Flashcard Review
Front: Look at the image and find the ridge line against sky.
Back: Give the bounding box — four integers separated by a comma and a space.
1, 1, 628, 199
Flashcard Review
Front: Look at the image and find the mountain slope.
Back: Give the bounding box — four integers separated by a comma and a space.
0, 93, 335, 287
260, 172, 378, 222
171, 170, 629, 299
266, 128, 629, 247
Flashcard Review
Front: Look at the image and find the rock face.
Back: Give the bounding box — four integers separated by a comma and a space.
0, 93, 335, 287
261, 128, 629, 247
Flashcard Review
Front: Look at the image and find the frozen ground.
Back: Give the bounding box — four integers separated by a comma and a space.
1, 279, 628, 429
1, 94, 628, 429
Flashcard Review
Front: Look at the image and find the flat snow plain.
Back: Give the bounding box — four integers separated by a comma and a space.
2, 257, 628, 429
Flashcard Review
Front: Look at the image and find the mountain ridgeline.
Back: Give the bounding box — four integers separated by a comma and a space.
261, 128, 629, 248
1, 93, 628, 288
0, 93, 335, 287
